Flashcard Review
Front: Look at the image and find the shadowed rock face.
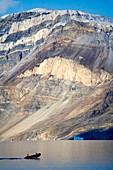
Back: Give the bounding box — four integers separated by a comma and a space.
0, 9, 113, 140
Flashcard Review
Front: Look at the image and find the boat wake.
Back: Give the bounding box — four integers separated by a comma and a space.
0, 153, 41, 160
0, 158, 23, 160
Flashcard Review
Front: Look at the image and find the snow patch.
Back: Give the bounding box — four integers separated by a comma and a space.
27, 8, 52, 13
1, 14, 9, 19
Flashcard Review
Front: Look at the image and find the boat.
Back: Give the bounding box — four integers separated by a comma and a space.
24, 153, 41, 159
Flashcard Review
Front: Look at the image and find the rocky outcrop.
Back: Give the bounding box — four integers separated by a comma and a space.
18, 57, 111, 86
0, 9, 113, 140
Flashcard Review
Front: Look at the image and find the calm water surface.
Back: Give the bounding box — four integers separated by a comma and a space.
0, 141, 113, 170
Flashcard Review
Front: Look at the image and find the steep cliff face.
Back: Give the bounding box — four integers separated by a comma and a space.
0, 9, 113, 140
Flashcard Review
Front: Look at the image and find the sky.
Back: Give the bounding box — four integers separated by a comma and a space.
0, 0, 113, 18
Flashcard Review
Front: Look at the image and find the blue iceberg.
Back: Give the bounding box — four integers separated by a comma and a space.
69, 136, 84, 140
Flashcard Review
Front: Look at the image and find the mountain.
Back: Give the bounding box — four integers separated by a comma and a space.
0, 8, 113, 140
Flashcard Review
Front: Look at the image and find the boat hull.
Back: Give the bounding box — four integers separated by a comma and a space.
24, 153, 41, 159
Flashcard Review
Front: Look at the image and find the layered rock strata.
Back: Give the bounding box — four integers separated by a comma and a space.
0, 9, 113, 140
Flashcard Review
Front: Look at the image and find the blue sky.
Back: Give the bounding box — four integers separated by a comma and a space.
0, 0, 113, 18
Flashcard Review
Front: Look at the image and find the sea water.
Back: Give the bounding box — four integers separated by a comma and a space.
0, 140, 113, 170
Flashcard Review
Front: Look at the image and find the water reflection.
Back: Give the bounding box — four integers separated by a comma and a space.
0, 141, 113, 169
